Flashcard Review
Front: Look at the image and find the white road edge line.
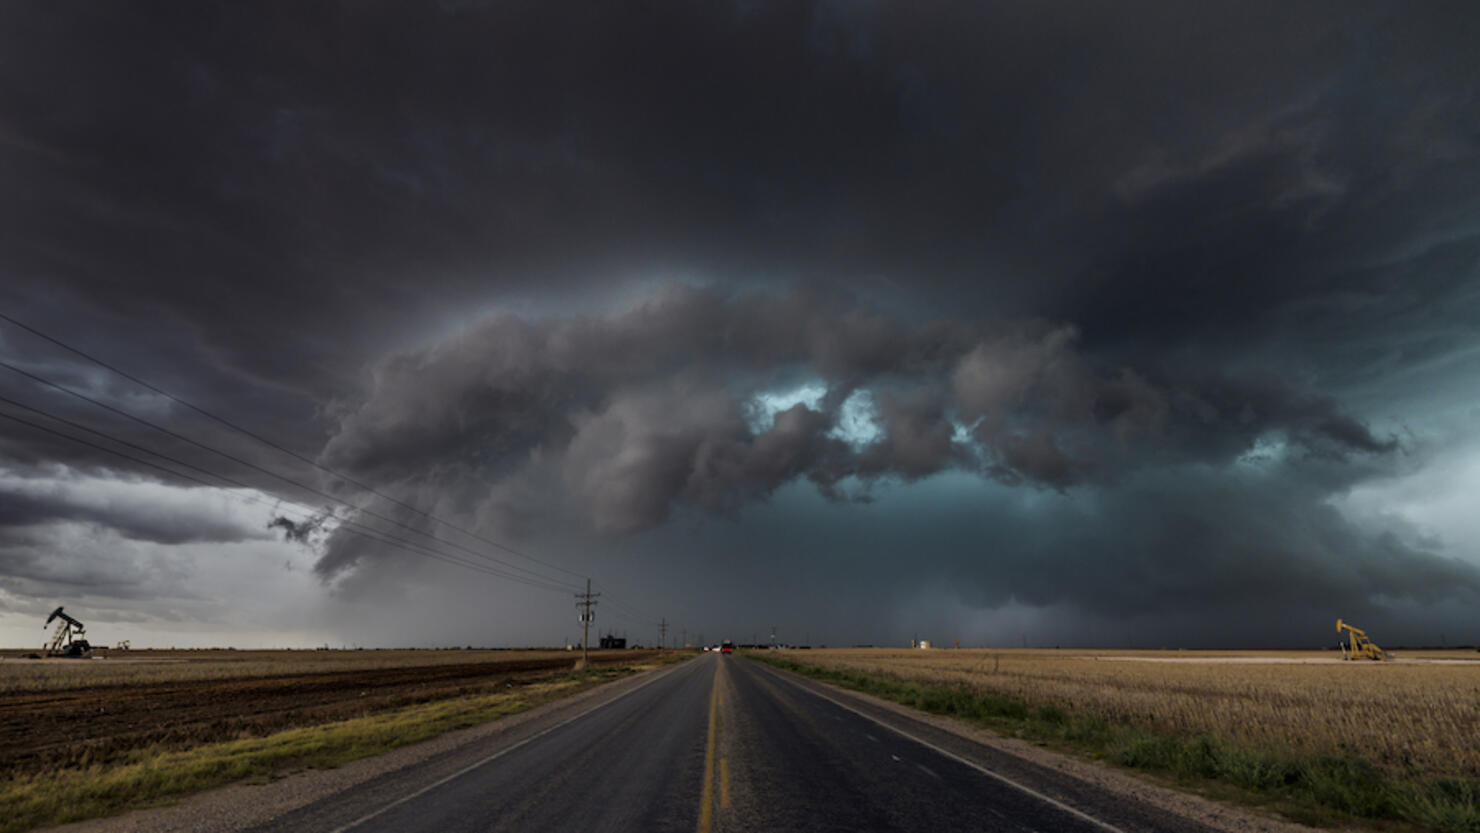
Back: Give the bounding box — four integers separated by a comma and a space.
750, 661, 1129, 833
326, 657, 697, 833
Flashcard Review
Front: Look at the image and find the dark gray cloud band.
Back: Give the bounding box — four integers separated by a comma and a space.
318, 288, 1395, 544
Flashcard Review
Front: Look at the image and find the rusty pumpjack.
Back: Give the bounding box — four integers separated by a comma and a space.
43, 606, 92, 658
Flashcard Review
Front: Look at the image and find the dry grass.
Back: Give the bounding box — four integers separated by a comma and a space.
0, 648, 668, 777
0, 649, 580, 693
0, 651, 690, 832
793, 648, 1480, 780
0, 670, 614, 833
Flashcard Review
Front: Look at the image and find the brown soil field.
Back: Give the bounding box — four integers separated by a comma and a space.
0, 649, 599, 692
0, 649, 656, 777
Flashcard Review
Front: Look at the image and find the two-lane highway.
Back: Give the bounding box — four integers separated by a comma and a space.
248, 653, 1224, 832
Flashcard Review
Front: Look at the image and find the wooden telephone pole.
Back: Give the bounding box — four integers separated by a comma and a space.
575, 579, 600, 665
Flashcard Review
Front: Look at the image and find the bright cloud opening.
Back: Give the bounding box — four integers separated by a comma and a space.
829, 389, 883, 448
745, 382, 827, 433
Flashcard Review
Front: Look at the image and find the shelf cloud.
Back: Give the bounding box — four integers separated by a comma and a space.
1, 1, 1478, 647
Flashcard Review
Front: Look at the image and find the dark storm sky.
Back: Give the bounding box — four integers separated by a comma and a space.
2, 2, 1479, 648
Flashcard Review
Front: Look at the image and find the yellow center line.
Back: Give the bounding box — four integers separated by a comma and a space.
697, 669, 719, 833
720, 757, 731, 809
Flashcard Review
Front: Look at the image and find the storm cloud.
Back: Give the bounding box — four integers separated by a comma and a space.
1, 2, 1478, 647
318, 288, 1395, 540
0, 471, 273, 546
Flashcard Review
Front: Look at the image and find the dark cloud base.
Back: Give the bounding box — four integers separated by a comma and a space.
321, 287, 1395, 536
2, 2, 1478, 646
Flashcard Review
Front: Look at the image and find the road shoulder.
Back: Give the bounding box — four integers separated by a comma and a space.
746, 658, 1325, 833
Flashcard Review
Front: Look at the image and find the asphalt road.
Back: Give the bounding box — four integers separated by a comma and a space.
249, 653, 1224, 833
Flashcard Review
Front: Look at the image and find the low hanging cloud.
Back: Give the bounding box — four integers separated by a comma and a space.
267, 510, 334, 546
0, 470, 275, 547
317, 287, 1395, 556
943, 459, 1480, 622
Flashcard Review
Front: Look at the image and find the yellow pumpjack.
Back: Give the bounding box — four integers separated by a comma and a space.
1336, 619, 1390, 661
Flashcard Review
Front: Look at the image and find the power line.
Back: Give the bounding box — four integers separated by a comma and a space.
0, 313, 674, 628
600, 595, 651, 622
0, 359, 583, 592
0, 406, 576, 593
0, 393, 233, 488
1, 391, 666, 627
593, 595, 661, 634
0, 310, 588, 581
0, 406, 576, 595
599, 607, 655, 631
575, 579, 599, 666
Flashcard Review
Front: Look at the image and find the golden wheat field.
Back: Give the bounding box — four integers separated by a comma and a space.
795, 648, 1480, 779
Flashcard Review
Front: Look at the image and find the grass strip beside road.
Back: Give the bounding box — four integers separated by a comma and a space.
747, 652, 1480, 833
0, 663, 668, 833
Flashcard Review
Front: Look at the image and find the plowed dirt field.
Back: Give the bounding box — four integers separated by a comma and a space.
0, 650, 656, 775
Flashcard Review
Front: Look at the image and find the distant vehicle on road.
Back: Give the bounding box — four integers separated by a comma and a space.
721, 640, 734, 655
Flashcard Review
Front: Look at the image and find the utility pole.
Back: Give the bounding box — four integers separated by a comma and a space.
658, 618, 668, 652
681, 628, 687, 650
574, 579, 599, 665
